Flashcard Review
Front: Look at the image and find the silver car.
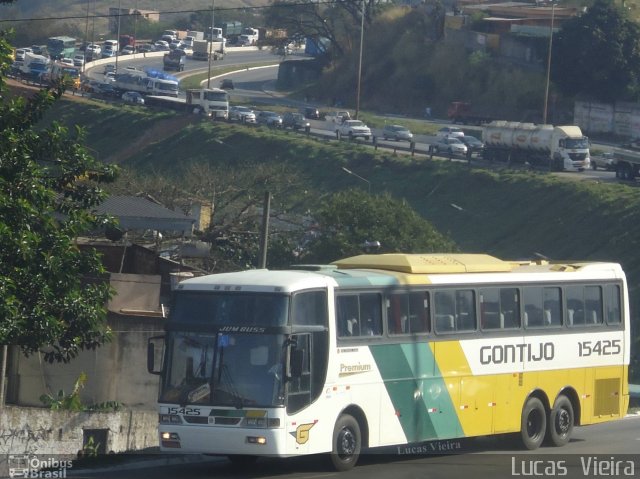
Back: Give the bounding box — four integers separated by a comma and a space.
229, 105, 256, 123
430, 136, 468, 155
382, 124, 413, 142
256, 111, 283, 127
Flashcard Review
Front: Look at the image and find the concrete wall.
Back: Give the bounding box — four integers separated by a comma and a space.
0, 407, 158, 476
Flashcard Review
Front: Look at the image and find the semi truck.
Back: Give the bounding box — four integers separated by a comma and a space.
448, 101, 494, 125
238, 27, 259, 46
482, 121, 591, 171
192, 40, 225, 61
612, 149, 640, 180
163, 50, 185, 71
145, 88, 229, 119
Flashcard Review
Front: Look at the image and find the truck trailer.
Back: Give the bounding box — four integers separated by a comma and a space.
482, 121, 591, 171
612, 148, 640, 180
448, 101, 494, 125
192, 40, 225, 61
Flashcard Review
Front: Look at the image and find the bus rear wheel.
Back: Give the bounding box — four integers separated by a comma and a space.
546, 395, 574, 447
328, 414, 361, 471
520, 397, 546, 450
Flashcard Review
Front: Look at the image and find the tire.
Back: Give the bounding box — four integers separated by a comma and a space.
328, 414, 361, 472
520, 397, 546, 450
546, 395, 574, 447
592, 161, 598, 170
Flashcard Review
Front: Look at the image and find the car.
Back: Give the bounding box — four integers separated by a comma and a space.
382, 124, 413, 142
326, 110, 351, 124
15, 47, 32, 61
86, 43, 102, 56
101, 47, 116, 58
436, 126, 464, 138
460, 135, 485, 156
104, 71, 116, 83
282, 112, 310, 132
336, 120, 371, 140
219, 78, 235, 90
256, 111, 283, 127
137, 43, 154, 53
103, 64, 116, 74
121, 45, 135, 55
93, 82, 118, 97
72, 54, 85, 67
60, 57, 74, 66
154, 40, 170, 51
229, 105, 257, 123
300, 106, 320, 119
122, 91, 145, 105
591, 151, 616, 171
429, 136, 468, 155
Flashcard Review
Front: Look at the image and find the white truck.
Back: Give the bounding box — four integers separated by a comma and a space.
192, 40, 225, 61
482, 121, 591, 171
113, 71, 180, 97
145, 88, 229, 119
238, 27, 259, 46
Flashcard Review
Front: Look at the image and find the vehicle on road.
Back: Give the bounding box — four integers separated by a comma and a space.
448, 101, 494, 125
382, 124, 413, 142
93, 82, 118, 97
72, 54, 85, 67
460, 135, 485, 156
282, 112, 310, 132
436, 126, 464, 138
154, 40, 170, 51
122, 91, 145, 105
429, 136, 468, 155
336, 119, 371, 140
256, 110, 283, 127
326, 110, 351, 124
15, 47, 32, 61
591, 152, 616, 171
148, 252, 630, 471
101, 47, 116, 58
300, 106, 320, 119
121, 45, 135, 55
163, 50, 186, 72
228, 105, 256, 123
219, 78, 234, 90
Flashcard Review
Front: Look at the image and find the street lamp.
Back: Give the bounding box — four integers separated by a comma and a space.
543, 2, 556, 124
355, 0, 365, 120
207, 0, 215, 89
342, 166, 371, 194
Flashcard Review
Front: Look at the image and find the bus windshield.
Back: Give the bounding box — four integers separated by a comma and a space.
160, 331, 286, 408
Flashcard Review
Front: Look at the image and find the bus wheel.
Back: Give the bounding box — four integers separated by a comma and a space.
227, 454, 257, 470
546, 395, 574, 447
520, 397, 546, 450
329, 414, 361, 471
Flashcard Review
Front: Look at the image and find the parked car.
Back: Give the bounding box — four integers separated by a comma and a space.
256, 111, 283, 127
429, 136, 468, 155
73, 54, 85, 67
436, 126, 464, 138
220, 78, 235, 90
300, 106, 320, 119
591, 151, 616, 171
382, 124, 413, 142
336, 120, 371, 140
229, 105, 256, 123
460, 135, 485, 156
122, 91, 145, 105
121, 45, 135, 55
282, 112, 310, 132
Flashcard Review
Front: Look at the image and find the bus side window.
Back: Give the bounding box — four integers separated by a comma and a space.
336, 295, 359, 337
455, 290, 476, 331
360, 293, 382, 336
435, 291, 455, 333
387, 293, 408, 334
605, 284, 622, 324
585, 286, 603, 324
566, 285, 585, 326
408, 291, 430, 333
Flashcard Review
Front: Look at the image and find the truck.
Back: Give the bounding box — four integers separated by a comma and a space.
163, 50, 185, 71
482, 121, 591, 171
113, 69, 179, 97
145, 88, 229, 119
187, 31, 205, 41
119, 35, 135, 51
611, 149, 640, 180
256, 27, 288, 47
448, 101, 495, 125
216, 21, 242, 43
238, 27, 259, 46
20, 53, 50, 83
161, 30, 188, 42
192, 40, 225, 61
49, 61, 81, 90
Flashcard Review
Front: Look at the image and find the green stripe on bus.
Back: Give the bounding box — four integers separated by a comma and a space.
370, 343, 460, 442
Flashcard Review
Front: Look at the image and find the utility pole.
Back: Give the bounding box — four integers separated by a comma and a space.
207, 0, 215, 88
543, 2, 556, 124
355, 0, 365, 120
258, 192, 271, 269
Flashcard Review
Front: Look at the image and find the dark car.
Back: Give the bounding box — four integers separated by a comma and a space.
94, 82, 119, 98
256, 111, 283, 128
460, 135, 485, 157
282, 112, 310, 132
220, 78, 235, 90
300, 107, 320, 119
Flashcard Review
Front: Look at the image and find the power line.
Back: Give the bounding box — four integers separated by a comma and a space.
0, 1, 335, 24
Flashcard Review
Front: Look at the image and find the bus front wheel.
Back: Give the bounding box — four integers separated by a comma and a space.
329, 414, 361, 471
520, 397, 546, 450
546, 395, 574, 447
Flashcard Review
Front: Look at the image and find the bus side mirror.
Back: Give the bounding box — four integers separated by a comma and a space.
290, 349, 304, 378
147, 336, 165, 375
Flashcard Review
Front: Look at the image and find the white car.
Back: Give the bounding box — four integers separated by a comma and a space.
60, 57, 74, 66
154, 40, 170, 51
326, 110, 351, 124
86, 43, 101, 56
73, 54, 85, 67
429, 136, 468, 155
436, 126, 464, 138
121, 45, 135, 55
336, 120, 371, 140
229, 105, 257, 123
122, 91, 145, 105
15, 47, 32, 61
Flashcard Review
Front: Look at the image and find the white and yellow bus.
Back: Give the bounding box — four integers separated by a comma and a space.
147, 253, 630, 471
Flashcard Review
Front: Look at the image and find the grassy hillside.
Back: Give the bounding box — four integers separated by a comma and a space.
45, 97, 640, 373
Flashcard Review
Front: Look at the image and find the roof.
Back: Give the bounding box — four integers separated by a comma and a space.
95, 195, 195, 235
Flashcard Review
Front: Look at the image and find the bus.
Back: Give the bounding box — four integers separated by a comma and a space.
46, 36, 76, 60
147, 253, 630, 471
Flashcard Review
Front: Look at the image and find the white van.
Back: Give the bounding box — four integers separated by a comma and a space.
103, 39, 119, 50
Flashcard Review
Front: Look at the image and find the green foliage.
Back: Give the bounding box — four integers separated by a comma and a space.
300, 189, 457, 263
0, 25, 119, 362
39, 372, 121, 411
553, 0, 640, 102
82, 436, 101, 457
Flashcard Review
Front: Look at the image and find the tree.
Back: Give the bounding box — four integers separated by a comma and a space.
300, 189, 457, 264
0, 7, 119, 362
552, 0, 640, 102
